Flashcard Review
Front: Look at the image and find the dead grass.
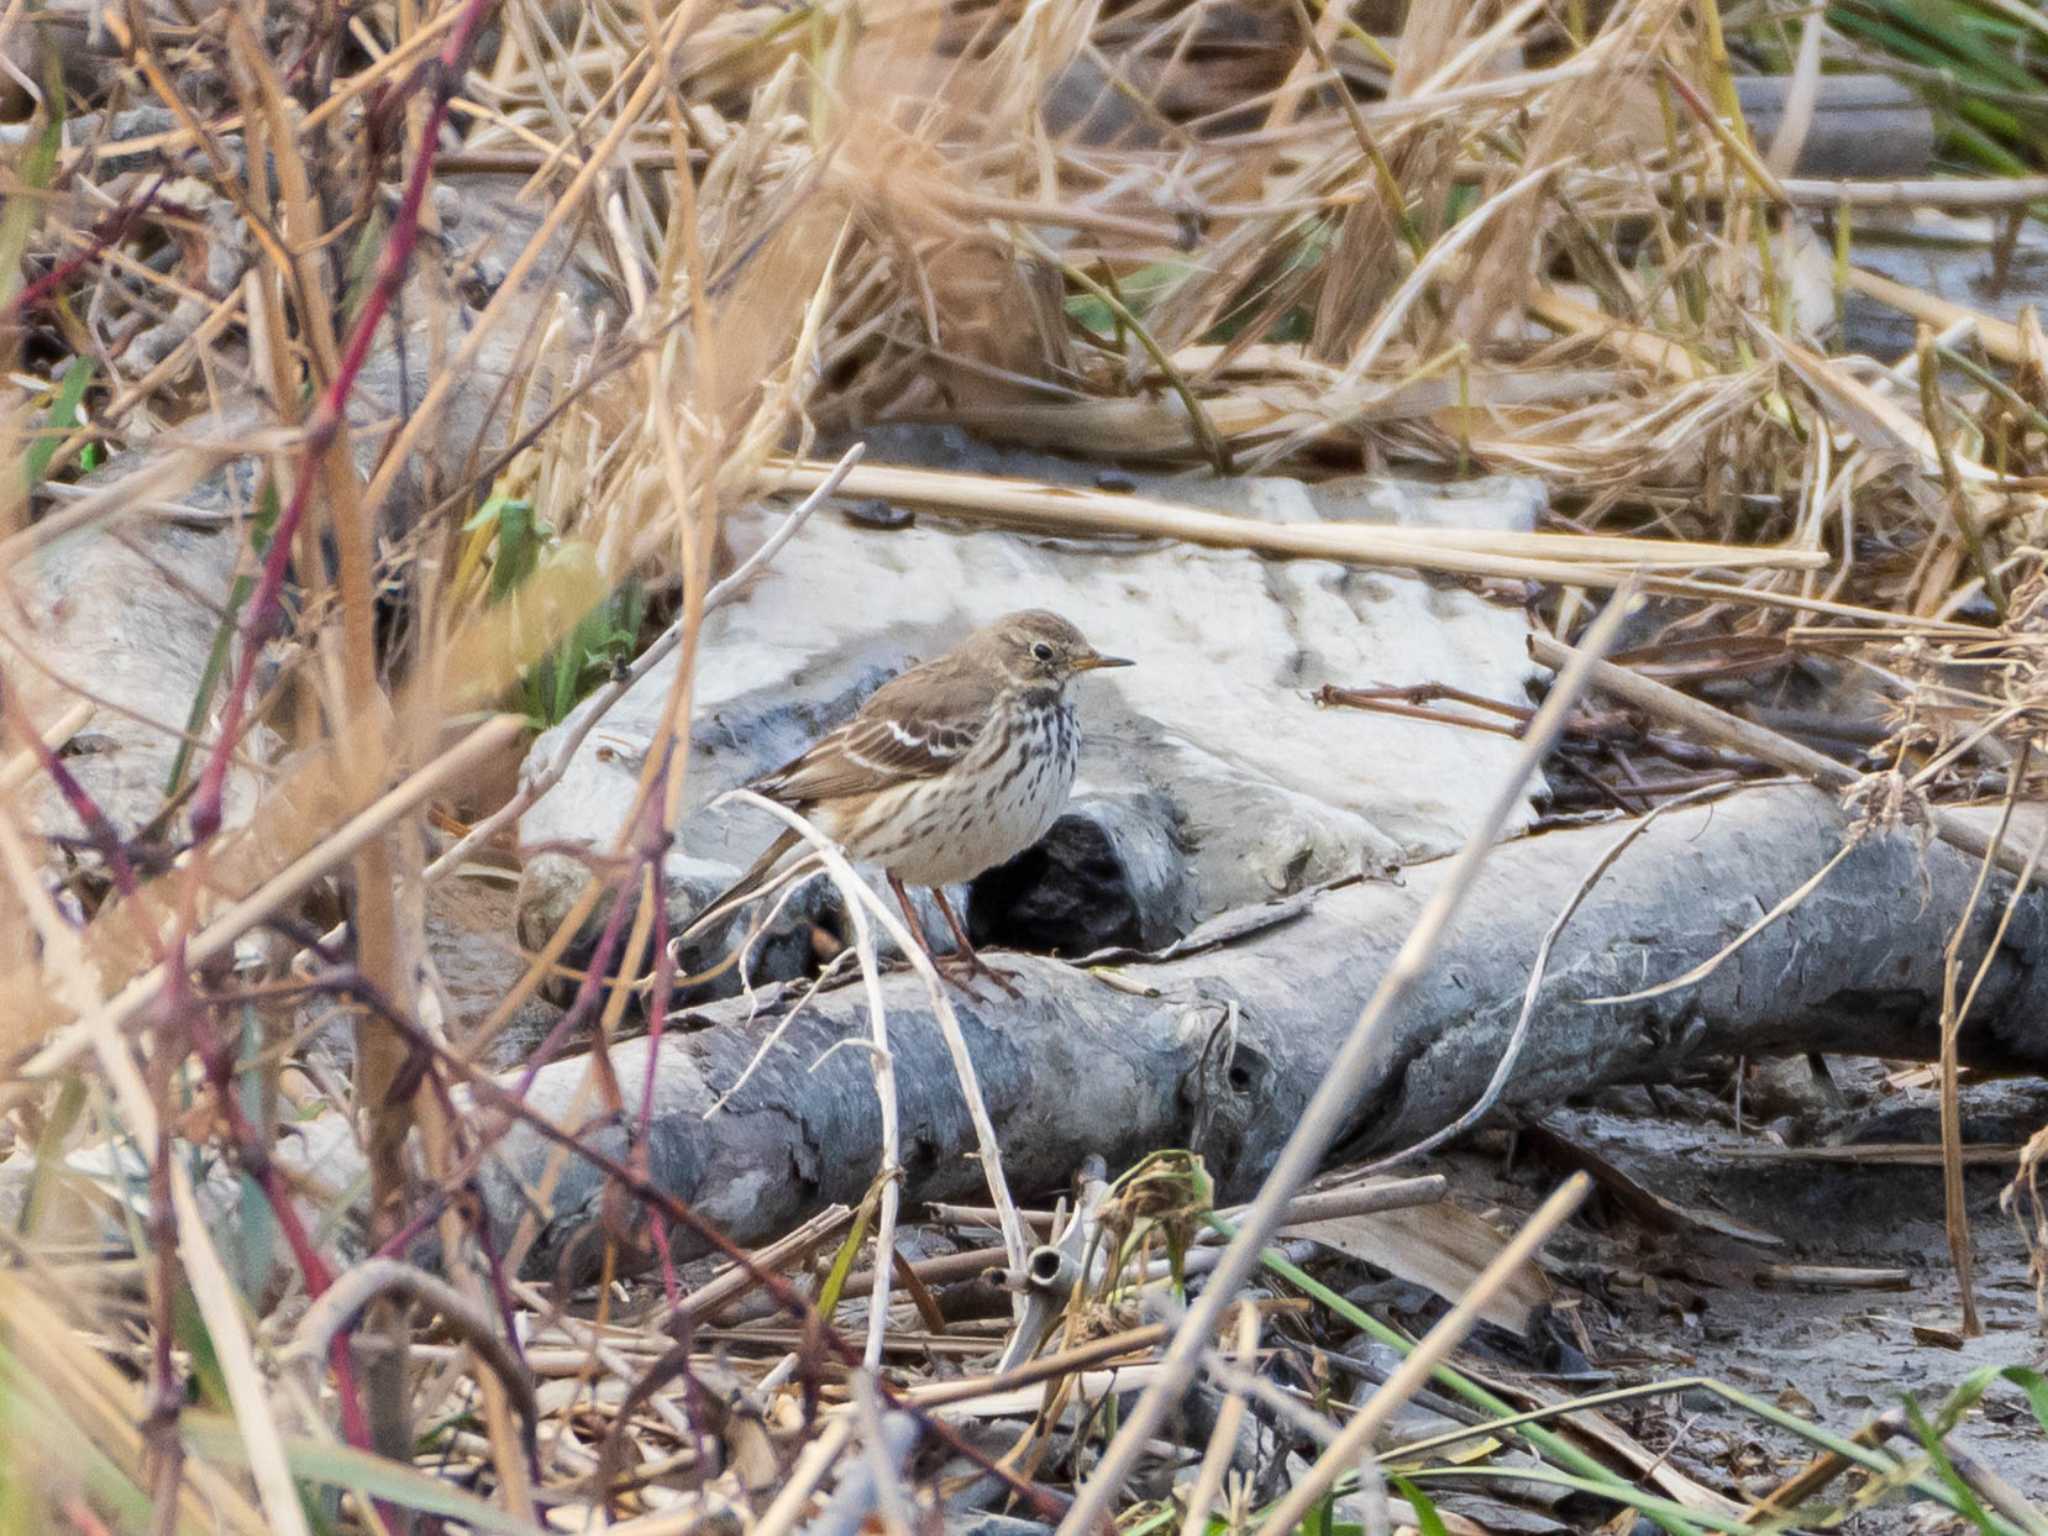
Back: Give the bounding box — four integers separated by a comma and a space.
2, 0, 2048, 1527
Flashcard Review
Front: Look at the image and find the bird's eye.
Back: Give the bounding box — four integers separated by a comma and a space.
1032, 641, 1055, 662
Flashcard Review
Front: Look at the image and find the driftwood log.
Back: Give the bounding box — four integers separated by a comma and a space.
1732, 74, 1934, 182
474, 783, 2048, 1280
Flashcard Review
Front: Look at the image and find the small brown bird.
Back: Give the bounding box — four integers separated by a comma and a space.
709, 610, 1131, 994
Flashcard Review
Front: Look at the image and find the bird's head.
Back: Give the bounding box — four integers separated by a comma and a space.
981, 609, 1133, 687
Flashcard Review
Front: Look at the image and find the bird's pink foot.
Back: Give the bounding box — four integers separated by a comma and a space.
939, 949, 1023, 1001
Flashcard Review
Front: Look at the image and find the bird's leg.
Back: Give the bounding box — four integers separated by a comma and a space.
886, 873, 986, 1001
930, 886, 1022, 1000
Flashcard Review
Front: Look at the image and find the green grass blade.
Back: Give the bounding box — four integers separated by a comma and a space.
23, 359, 93, 491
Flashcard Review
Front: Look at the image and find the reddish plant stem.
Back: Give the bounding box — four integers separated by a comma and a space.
309, 966, 1067, 1518
362, 797, 654, 1264
185, 0, 500, 848
142, 1136, 184, 1531
178, 973, 380, 1449
5, 178, 165, 321
62, 1497, 117, 1536
17, 0, 502, 1483
120, 0, 501, 1465
506, 870, 640, 1096
510, 783, 673, 1099
0, 708, 186, 1477
0, 691, 148, 914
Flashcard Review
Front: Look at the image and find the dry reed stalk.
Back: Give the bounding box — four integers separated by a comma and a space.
16, 715, 527, 1079
1932, 752, 2048, 1341
769, 459, 1825, 579
1255, 1173, 1593, 1536
0, 800, 309, 1534
0, 701, 92, 796
1054, 577, 1644, 1533
722, 789, 1032, 1291
165, 1161, 314, 1536
1529, 634, 2048, 888
1784, 173, 2048, 207
13, 0, 2048, 1517
719, 796, 906, 1370
0, 1275, 270, 1536
1846, 266, 2027, 367
1176, 1302, 1261, 1536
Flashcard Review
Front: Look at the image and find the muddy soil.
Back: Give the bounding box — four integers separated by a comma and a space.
1447, 1066, 2048, 1517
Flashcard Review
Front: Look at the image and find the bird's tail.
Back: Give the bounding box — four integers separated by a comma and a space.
679, 826, 806, 942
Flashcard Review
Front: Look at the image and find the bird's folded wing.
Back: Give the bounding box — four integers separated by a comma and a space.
752, 670, 993, 802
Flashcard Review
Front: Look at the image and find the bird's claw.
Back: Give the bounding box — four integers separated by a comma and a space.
942, 952, 1023, 1001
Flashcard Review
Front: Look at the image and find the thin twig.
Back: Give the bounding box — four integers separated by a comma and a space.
1053, 576, 1644, 1535
284, 1257, 540, 1462
1367, 778, 1790, 1170
1176, 1302, 1261, 1536
0, 701, 94, 796
19, 715, 528, 1081
718, 789, 1032, 1290
1933, 748, 2030, 1336
1528, 635, 2048, 891
1256, 1174, 1593, 1536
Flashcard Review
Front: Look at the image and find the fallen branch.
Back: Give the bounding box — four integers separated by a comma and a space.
395, 777, 2048, 1288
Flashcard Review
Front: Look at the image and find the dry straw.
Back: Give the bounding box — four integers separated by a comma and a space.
5, 0, 2048, 1522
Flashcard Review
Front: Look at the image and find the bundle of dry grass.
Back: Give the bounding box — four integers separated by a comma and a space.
4, 0, 2048, 1526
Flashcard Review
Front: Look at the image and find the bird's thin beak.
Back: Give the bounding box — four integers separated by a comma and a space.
1074, 652, 1134, 671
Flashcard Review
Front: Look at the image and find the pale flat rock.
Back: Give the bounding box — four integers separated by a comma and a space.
517, 444, 1547, 990
6, 465, 271, 848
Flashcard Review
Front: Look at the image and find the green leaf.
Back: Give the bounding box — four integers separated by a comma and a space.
489, 498, 540, 604
0, 44, 65, 312
1206, 1212, 1712, 1536
550, 643, 579, 721
234, 1169, 277, 1307
1905, 1396, 1998, 1535
526, 668, 562, 727
462, 492, 522, 533
0, 1341, 156, 1532
517, 579, 647, 726
17, 1077, 87, 1236
1997, 1367, 2048, 1436
1066, 293, 1119, 338
1391, 1476, 1450, 1536
1394, 1465, 1756, 1532
23, 358, 93, 490
814, 1179, 882, 1316
1930, 1364, 2048, 1443
170, 1284, 231, 1414
167, 478, 281, 797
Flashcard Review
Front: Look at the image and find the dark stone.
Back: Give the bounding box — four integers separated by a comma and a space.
841, 498, 913, 530
969, 813, 1145, 955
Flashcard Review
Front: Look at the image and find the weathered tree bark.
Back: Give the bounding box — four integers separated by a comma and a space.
1732, 75, 1934, 181
474, 784, 2048, 1280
